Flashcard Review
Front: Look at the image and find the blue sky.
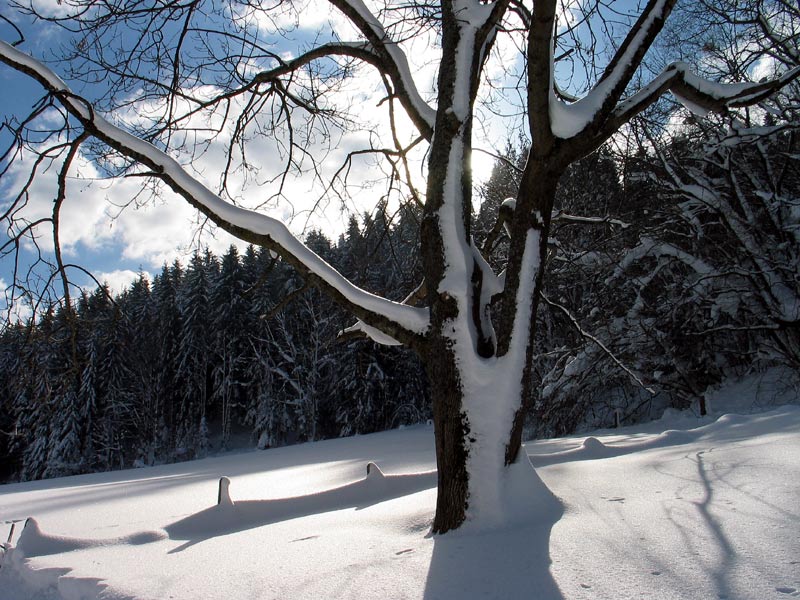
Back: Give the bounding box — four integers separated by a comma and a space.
1, 7, 162, 316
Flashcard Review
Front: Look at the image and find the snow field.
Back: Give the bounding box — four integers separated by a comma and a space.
1, 399, 799, 600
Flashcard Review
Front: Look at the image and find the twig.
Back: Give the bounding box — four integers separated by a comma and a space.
541, 292, 655, 396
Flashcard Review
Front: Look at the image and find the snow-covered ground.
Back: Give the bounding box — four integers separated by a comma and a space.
1, 375, 798, 600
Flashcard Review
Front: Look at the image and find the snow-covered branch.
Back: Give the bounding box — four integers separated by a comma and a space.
327, 0, 437, 139
601, 62, 800, 143
541, 292, 655, 396
592, 0, 674, 112
546, 0, 798, 147
0, 40, 430, 346
666, 152, 800, 325
547, 0, 676, 140
552, 211, 630, 229
609, 236, 714, 281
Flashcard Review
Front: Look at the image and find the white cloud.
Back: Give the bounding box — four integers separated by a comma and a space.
28, 0, 75, 18
240, 0, 360, 41
751, 56, 779, 81
91, 269, 148, 296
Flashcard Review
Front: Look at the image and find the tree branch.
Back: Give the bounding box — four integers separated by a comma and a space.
541, 292, 655, 396
598, 62, 800, 146
327, 0, 436, 139
0, 40, 430, 348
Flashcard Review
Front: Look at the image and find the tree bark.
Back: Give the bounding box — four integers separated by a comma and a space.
425, 340, 470, 533
502, 160, 563, 465
423, 141, 567, 531
419, 0, 477, 533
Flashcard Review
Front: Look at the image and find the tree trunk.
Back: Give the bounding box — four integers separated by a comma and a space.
424, 329, 551, 534
503, 164, 562, 465
417, 0, 567, 534
419, 0, 478, 534
423, 155, 564, 534
425, 339, 470, 533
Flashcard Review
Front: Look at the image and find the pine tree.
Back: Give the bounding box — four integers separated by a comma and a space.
45, 387, 85, 478
0, 324, 25, 480
99, 305, 137, 468
152, 261, 184, 457
176, 252, 212, 456
211, 245, 248, 448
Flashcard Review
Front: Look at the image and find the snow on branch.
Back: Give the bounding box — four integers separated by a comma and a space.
548, 0, 798, 145
594, 0, 673, 106
541, 293, 655, 396
604, 62, 800, 140
328, 0, 436, 138
671, 63, 800, 113
339, 280, 428, 346
549, 0, 675, 139
340, 320, 403, 346
552, 211, 630, 229
609, 236, 714, 282
0, 40, 430, 347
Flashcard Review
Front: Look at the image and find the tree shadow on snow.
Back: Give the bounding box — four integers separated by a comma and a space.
165, 463, 436, 553
423, 459, 565, 600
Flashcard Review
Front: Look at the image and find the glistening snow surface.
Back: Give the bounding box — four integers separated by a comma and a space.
1, 377, 799, 600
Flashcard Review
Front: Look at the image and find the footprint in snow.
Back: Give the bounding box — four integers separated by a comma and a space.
775, 587, 796, 595
395, 548, 414, 556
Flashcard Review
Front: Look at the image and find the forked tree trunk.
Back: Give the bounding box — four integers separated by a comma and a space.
423, 158, 562, 534
423, 324, 546, 534
502, 164, 562, 465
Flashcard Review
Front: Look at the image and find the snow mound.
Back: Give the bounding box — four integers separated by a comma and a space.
6, 518, 167, 600
581, 436, 606, 452
657, 429, 693, 443
15, 518, 166, 558
715, 413, 748, 426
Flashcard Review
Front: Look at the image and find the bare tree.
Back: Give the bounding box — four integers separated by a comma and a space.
1, 0, 797, 533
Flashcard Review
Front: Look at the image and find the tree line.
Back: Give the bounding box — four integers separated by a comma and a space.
0, 205, 430, 481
